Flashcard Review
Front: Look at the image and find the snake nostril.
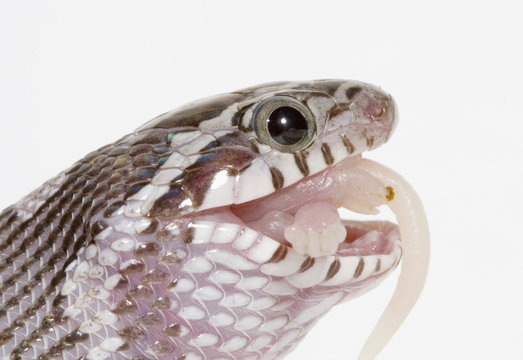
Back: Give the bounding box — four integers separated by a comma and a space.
365, 95, 396, 126
366, 101, 386, 121
375, 106, 385, 119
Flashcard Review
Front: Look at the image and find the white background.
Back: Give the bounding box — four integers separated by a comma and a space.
1, 1, 522, 359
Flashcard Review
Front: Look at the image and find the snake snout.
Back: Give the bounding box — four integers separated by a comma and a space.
349, 85, 398, 147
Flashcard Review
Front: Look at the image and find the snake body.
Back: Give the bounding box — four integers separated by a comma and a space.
0, 80, 401, 359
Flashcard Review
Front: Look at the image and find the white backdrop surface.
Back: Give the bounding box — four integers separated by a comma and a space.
0, 1, 522, 359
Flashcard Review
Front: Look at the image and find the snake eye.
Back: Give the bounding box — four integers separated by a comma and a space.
252, 96, 315, 152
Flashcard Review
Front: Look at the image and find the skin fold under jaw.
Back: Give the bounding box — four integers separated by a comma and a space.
0, 80, 429, 360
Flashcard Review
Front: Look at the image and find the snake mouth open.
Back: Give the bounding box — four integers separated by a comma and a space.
230, 155, 401, 261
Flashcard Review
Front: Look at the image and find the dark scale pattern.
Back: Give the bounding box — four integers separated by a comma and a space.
0, 126, 178, 358
134, 242, 162, 257
293, 151, 310, 176
345, 86, 363, 101
150, 145, 256, 217
0, 207, 17, 236
269, 167, 284, 190
321, 142, 334, 165
142, 94, 246, 130
109, 232, 195, 358
299, 257, 315, 273
0, 177, 74, 255
325, 258, 341, 281
340, 133, 355, 154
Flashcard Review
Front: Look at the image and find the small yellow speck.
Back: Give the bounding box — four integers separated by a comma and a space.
385, 186, 395, 201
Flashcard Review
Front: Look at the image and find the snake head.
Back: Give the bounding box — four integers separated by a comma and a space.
80, 80, 406, 359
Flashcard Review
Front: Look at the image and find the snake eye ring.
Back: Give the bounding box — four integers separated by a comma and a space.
252, 96, 316, 153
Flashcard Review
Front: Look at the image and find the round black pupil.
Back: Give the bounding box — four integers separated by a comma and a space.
267, 106, 308, 145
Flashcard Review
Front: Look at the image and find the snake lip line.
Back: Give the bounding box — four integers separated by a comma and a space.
182, 155, 402, 267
